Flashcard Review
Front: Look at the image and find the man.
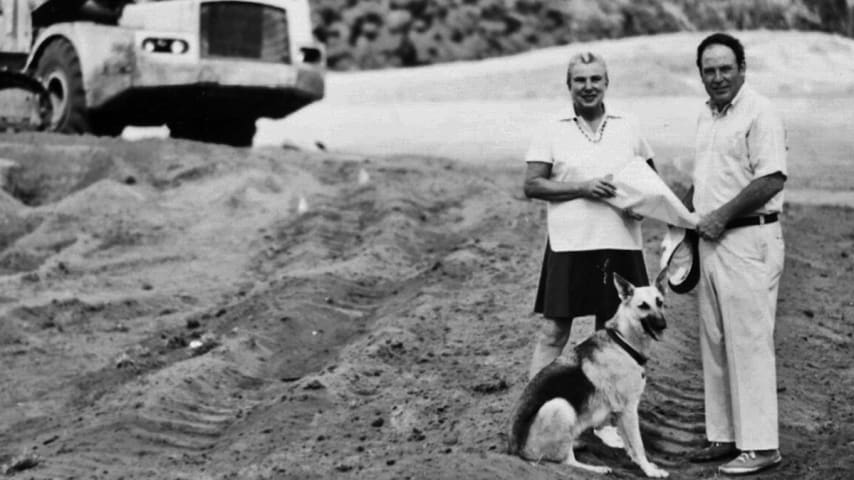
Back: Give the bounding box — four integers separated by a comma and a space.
686, 33, 787, 475
522, 52, 654, 449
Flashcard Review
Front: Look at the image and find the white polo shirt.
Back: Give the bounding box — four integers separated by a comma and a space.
525, 108, 654, 252
693, 84, 788, 216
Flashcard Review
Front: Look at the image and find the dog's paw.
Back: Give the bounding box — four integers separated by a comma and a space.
590, 465, 612, 475
568, 461, 612, 475
642, 462, 669, 478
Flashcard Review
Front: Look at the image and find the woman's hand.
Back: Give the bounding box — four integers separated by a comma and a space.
582, 177, 617, 199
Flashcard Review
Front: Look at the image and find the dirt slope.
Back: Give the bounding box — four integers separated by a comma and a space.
314, 31, 854, 103
0, 132, 851, 479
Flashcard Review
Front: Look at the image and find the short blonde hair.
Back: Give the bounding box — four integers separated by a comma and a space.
566, 52, 609, 85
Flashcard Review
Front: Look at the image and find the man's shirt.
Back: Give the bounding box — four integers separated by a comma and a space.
693, 84, 788, 217
525, 108, 654, 252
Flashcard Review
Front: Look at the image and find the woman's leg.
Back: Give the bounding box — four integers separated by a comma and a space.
528, 317, 572, 380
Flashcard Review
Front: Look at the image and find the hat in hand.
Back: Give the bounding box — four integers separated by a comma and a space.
660, 227, 700, 294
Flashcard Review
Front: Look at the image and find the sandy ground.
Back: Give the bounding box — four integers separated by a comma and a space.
0, 131, 851, 480
1, 30, 853, 480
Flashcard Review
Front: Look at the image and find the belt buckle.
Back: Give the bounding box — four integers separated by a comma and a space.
759, 215, 766, 225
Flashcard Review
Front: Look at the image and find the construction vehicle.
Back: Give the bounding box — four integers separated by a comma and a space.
0, 0, 325, 145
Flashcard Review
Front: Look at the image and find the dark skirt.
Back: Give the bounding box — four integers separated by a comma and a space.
534, 242, 649, 329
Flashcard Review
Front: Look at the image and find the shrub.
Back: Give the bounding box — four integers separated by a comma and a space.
309, 0, 847, 70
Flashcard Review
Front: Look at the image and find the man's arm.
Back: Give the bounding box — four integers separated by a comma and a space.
523, 161, 616, 202
696, 172, 786, 240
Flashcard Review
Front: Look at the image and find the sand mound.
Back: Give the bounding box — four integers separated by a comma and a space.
321, 31, 854, 103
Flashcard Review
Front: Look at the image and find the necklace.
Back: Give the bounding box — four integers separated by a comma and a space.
575, 116, 608, 143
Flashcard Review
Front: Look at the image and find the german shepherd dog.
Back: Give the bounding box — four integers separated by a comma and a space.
507, 273, 669, 478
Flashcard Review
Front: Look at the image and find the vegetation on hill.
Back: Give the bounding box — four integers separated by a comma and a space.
309, 0, 854, 70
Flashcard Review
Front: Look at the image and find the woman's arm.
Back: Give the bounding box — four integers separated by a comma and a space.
523, 162, 616, 202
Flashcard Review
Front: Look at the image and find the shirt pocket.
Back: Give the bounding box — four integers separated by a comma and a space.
725, 129, 749, 159
720, 126, 753, 173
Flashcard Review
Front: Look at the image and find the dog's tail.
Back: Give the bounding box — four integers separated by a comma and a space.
507, 399, 534, 455
507, 361, 576, 456
507, 397, 532, 455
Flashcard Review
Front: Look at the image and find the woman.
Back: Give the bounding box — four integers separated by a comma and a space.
522, 51, 654, 449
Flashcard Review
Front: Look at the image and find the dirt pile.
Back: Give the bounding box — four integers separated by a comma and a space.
0, 133, 851, 479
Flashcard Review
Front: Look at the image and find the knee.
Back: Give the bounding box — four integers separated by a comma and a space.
539, 319, 572, 347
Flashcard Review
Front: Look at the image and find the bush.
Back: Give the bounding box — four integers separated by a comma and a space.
309, 0, 847, 70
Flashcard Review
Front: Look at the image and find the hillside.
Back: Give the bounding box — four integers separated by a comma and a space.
315, 30, 854, 102
308, 0, 851, 70
259, 31, 854, 198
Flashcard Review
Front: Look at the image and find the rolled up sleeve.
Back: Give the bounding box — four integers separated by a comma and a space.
748, 107, 788, 180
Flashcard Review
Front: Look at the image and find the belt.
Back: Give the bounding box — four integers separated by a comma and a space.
725, 213, 778, 230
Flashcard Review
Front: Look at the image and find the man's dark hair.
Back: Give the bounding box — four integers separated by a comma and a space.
696, 33, 745, 70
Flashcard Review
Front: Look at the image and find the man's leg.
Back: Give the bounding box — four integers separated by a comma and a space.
528, 317, 572, 380
689, 240, 738, 463
715, 225, 784, 475
717, 226, 782, 452
698, 240, 736, 444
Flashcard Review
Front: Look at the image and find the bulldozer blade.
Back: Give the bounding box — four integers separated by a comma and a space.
0, 70, 52, 132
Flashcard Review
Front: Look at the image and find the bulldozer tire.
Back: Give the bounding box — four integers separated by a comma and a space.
168, 116, 257, 147
35, 38, 90, 134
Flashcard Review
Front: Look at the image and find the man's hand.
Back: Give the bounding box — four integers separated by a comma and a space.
582, 177, 617, 199
623, 209, 644, 221
697, 210, 729, 241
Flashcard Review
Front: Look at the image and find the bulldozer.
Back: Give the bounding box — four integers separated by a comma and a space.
0, 0, 325, 145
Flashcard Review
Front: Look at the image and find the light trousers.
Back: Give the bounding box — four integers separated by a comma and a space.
697, 222, 784, 450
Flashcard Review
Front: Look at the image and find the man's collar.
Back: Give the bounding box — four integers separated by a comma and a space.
707, 84, 751, 116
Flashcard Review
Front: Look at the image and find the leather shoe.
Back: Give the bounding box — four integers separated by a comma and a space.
688, 441, 738, 463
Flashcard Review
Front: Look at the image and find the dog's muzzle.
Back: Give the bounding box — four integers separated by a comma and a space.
641, 314, 667, 340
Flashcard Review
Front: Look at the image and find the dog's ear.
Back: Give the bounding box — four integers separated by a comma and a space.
654, 268, 668, 297
613, 272, 634, 301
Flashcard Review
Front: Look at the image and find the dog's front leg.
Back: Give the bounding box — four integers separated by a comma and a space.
617, 403, 668, 478
614, 412, 639, 460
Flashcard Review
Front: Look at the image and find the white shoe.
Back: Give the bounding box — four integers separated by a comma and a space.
594, 425, 625, 449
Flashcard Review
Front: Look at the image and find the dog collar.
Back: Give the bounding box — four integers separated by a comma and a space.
606, 328, 647, 366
